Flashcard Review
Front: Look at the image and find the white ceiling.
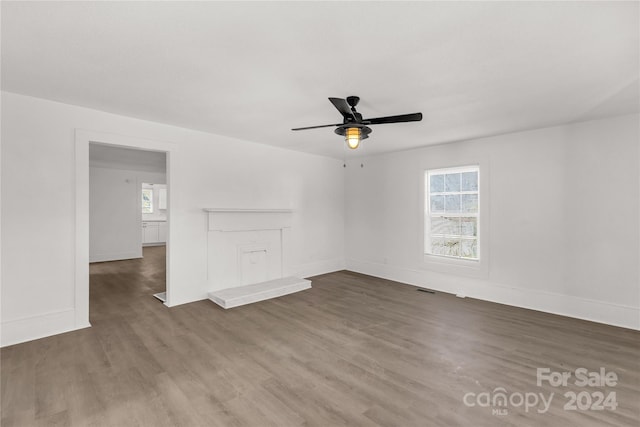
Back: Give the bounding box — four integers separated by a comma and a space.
3, 2, 638, 159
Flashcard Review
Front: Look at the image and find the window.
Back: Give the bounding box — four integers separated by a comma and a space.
425, 166, 479, 260
142, 188, 153, 214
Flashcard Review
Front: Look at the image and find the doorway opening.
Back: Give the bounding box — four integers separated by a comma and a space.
75, 130, 174, 329
87, 142, 169, 322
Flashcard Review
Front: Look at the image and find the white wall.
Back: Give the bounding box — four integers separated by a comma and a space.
345, 114, 640, 330
90, 166, 166, 262
1, 92, 345, 346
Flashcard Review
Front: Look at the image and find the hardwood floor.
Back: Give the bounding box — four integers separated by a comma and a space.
2, 246, 639, 426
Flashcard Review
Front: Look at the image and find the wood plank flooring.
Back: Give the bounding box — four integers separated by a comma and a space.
2, 246, 639, 426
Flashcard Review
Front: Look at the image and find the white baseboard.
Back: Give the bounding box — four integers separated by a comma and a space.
346, 258, 640, 331
292, 257, 345, 279
1, 308, 91, 347
90, 251, 142, 263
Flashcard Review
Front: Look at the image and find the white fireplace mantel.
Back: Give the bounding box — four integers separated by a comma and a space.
203, 208, 293, 232
203, 208, 293, 213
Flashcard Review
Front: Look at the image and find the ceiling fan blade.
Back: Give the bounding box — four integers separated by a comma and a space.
365, 112, 423, 125
291, 123, 342, 131
328, 97, 355, 120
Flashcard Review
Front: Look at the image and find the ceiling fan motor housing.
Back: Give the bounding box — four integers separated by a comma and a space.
346, 96, 360, 108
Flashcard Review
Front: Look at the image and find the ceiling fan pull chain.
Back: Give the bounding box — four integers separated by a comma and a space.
343, 135, 347, 168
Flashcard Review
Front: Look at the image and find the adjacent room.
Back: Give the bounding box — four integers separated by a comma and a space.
1, 2, 638, 426
89, 144, 169, 302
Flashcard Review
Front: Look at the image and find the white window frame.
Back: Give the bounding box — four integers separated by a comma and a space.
425, 165, 480, 261
420, 158, 488, 279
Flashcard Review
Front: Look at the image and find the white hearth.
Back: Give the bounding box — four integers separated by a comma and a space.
203, 208, 311, 308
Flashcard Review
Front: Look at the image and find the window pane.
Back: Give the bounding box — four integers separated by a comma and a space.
142, 189, 153, 214
443, 238, 461, 257
431, 237, 445, 255
445, 195, 460, 213
461, 171, 478, 191
445, 173, 461, 192
431, 216, 460, 235
425, 166, 480, 260
461, 239, 478, 259
430, 195, 444, 213
460, 217, 477, 236
462, 194, 478, 213
430, 174, 444, 193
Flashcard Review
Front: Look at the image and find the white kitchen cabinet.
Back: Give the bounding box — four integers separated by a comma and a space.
142, 221, 167, 245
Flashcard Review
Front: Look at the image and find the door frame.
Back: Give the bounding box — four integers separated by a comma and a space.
75, 129, 175, 328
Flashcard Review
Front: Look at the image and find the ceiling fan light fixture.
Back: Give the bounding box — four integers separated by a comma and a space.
345, 127, 361, 150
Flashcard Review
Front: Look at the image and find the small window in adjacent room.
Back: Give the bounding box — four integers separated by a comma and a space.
142, 188, 153, 214
425, 166, 479, 260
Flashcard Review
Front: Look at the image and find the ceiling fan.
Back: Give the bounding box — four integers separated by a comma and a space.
292, 96, 422, 150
